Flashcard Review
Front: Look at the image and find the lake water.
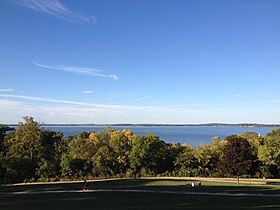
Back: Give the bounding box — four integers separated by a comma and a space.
42, 125, 279, 147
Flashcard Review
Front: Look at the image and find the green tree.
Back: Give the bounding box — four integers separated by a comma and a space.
129, 133, 168, 177
258, 128, 280, 177
195, 137, 223, 177
164, 143, 184, 175
0, 125, 14, 151
0, 125, 15, 183
36, 130, 64, 179
89, 129, 116, 178
62, 132, 95, 179
60, 153, 73, 178
240, 132, 260, 156
92, 145, 114, 177
127, 134, 145, 177
107, 130, 132, 176
266, 128, 280, 138
5, 117, 44, 181
174, 144, 197, 176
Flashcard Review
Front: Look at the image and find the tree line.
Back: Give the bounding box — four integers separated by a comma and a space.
0, 117, 279, 183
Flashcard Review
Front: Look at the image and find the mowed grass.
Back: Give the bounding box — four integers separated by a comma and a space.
1, 178, 280, 210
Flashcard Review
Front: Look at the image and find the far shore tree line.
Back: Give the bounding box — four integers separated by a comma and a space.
0, 117, 279, 183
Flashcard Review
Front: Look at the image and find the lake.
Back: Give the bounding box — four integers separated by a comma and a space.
41, 125, 279, 147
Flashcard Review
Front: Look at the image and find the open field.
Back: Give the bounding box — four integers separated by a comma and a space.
1, 178, 280, 209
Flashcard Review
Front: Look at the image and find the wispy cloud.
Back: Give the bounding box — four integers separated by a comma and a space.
238, 100, 280, 105
3, 93, 278, 110
0, 95, 221, 124
34, 63, 119, 80
106, 93, 129, 101
144, 98, 172, 106
0, 89, 15, 92
234, 93, 268, 97
0, 94, 133, 110
83, 90, 94, 94
133, 96, 152, 102
17, 0, 96, 23
0, 94, 96, 107
1, 94, 280, 124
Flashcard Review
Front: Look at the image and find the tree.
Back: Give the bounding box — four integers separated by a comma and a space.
219, 135, 254, 182
266, 128, 280, 138
109, 130, 132, 176
164, 143, 184, 175
207, 136, 224, 176
36, 130, 64, 179
240, 132, 261, 156
92, 145, 114, 177
62, 132, 94, 178
239, 132, 263, 177
0, 125, 15, 183
5, 117, 44, 181
60, 153, 73, 178
129, 133, 167, 177
128, 135, 145, 177
195, 137, 223, 177
174, 144, 197, 176
258, 128, 280, 177
89, 129, 116, 178
0, 125, 14, 150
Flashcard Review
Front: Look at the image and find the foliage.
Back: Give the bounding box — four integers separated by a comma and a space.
257, 129, 280, 177
1, 117, 280, 183
4, 117, 44, 181
174, 144, 197, 176
219, 135, 254, 177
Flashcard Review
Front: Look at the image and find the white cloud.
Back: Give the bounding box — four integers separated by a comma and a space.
0, 94, 108, 108
0, 94, 215, 124
1, 94, 279, 124
83, 90, 94, 94
0, 89, 15, 92
17, 0, 96, 23
0, 94, 154, 111
34, 63, 119, 80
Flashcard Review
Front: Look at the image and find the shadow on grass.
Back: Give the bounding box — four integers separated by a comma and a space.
266, 182, 280, 185
92, 178, 280, 195
1, 190, 280, 210
1, 178, 280, 195
1, 179, 280, 210
0, 182, 85, 193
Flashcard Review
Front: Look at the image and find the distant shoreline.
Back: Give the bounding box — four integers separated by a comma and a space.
6, 123, 280, 127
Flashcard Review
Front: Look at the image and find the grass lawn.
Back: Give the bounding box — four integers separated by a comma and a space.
1, 178, 280, 210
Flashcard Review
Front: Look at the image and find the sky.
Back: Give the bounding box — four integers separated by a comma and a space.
0, 0, 280, 124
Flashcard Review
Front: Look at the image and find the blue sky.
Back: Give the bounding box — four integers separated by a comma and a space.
0, 0, 279, 124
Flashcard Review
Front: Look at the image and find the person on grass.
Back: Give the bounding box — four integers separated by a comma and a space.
83, 180, 89, 191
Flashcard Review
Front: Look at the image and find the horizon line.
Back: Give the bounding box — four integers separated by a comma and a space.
4, 122, 280, 127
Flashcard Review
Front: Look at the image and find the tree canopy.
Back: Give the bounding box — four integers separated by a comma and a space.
1, 117, 279, 183
219, 136, 254, 177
